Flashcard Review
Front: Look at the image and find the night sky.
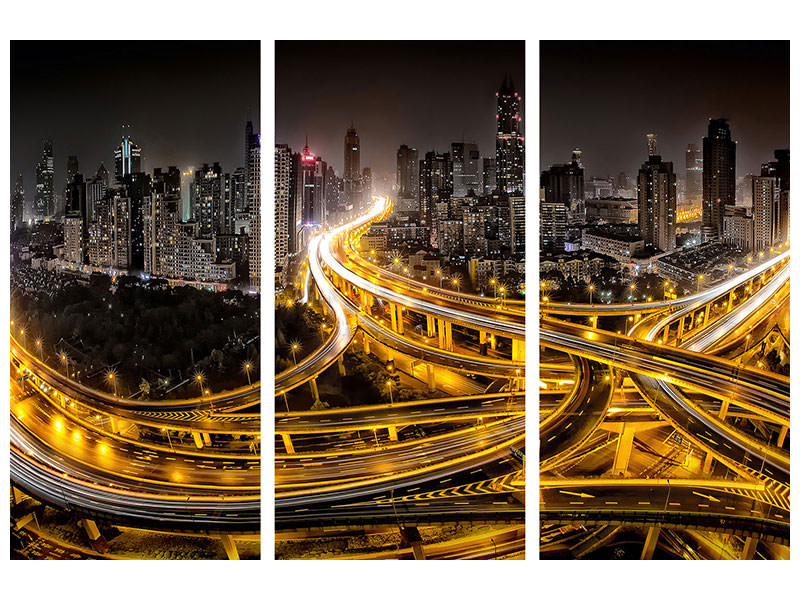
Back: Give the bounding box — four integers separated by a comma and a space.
540, 41, 789, 178
276, 41, 524, 179
11, 41, 259, 206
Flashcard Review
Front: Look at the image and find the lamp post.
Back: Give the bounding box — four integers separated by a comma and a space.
588, 284, 594, 304
108, 372, 117, 396
697, 274, 704, 293
244, 362, 252, 386
36, 339, 43, 361
386, 380, 394, 405
291, 343, 299, 366
490, 278, 497, 298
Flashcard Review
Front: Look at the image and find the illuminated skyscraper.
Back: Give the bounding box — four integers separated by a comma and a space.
191, 163, 224, 237
396, 144, 419, 212
275, 144, 292, 283
702, 118, 736, 240
482, 157, 497, 194
344, 126, 362, 210
248, 133, 261, 291
646, 133, 658, 157
34, 139, 55, 220
114, 136, 142, 180
451, 141, 481, 197
419, 151, 453, 248
496, 76, 524, 194
752, 175, 779, 252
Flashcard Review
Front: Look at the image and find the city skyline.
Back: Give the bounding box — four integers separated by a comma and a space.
11, 41, 260, 209
540, 41, 789, 177
276, 40, 524, 177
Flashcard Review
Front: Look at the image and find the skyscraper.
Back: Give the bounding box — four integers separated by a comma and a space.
541, 157, 584, 221
63, 155, 80, 218
86, 164, 109, 223
11, 173, 24, 231
685, 143, 703, 206
344, 126, 362, 210
114, 136, 142, 180
191, 163, 224, 237
496, 76, 524, 194
761, 149, 790, 243
451, 141, 481, 197
244, 120, 260, 213
34, 139, 55, 221
540, 200, 567, 253
419, 151, 453, 248
298, 142, 327, 228
637, 154, 677, 252
646, 133, 658, 157
702, 118, 736, 240
396, 144, 419, 212
248, 133, 261, 291
124, 171, 152, 270
362, 167, 373, 204
482, 158, 497, 195
275, 144, 292, 281
752, 175, 780, 252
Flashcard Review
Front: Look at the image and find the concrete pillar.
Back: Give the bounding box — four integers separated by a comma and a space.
202, 432, 212, 445
388, 426, 398, 441
703, 303, 710, 325
337, 355, 346, 377
396, 305, 405, 335
281, 433, 295, 454
437, 319, 447, 349
443, 321, 453, 351
80, 519, 102, 542
612, 424, 635, 476
362, 331, 371, 355
426, 364, 436, 392
220, 534, 240, 560
702, 452, 714, 474
479, 330, 489, 345
360, 289, 368, 310
662, 325, 670, 344
12, 486, 26, 505
192, 432, 204, 449
309, 377, 320, 403
741, 536, 758, 560
640, 526, 660, 560
718, 399, 730, 421
411, 541, 426, 560
490, 335, 497, 350
426, 315, 436, 337
727, 290, 735, 312
777, 425, 788, 448
512, 338, 525, 362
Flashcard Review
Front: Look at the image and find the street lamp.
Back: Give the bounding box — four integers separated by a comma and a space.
499, 286, 506, 307
452, 277, 460, 292
35, 339, 43, 360
61, 353, 69, 377
588, 284, 594, 304
386, 380, 394, 405
244, 362, 252, 386
291, 342, 299, 366
195, 373, 205, 396
108, 371, 117, 396
490, 278, 497, 298
697, 274, 704, 293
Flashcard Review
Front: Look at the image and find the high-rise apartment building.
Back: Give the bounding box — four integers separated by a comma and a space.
419, 151, 453, 248
362, 167, 373, 205
11, 173, 24, 231
451, 142, 481, 197
482, 157, 497, 195
646, 133, 658, 157
248, 134, 261, 291
496, 76, 524, 194
541, 158, 584, 221
702, 118, 736, 240
637, 154, 676, 252
275, 144, 292, 282
191, 163, 224, 237
396, 144, 419, 209
540, 200, 567, 253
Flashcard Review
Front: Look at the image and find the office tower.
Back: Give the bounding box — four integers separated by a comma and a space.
540, 200, 567, 252
541, 157, 584, 221
324, 166, 342, 217
509, 195, 525, 254
244, 120, 260, 213
88, 191, 113, 268
702, 118, 736, 240
298, 142, 327, 228
396, 144, 419, 198
571, 148, 583, 169
685, 143, 703, 205
34, 139, 55, 220
496, 76, 524, 193
232, 167, 247, 216
86, 165, 109, 223
362, 167, 373, 205
451, 142, 481, 197
344, 126, 362, 210
482, 157, 497, 194
191, 163, 224, 237
114, 136, 142, 180
275, 144, 292, 279
12, 173, 24, 231
752, 175, 780, 252
637, 154, 677, 252
646, 133, 658, 157
419, 151, 453, 248
248, 136, 261, 291
123, 171, 152, 270
62, 155, 80, 218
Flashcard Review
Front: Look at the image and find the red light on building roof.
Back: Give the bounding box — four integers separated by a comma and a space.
302, 154, 315, 162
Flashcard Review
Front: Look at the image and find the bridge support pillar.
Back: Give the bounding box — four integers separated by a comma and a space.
490, 334, 496, 350
727, 290, 735, 312
777, 425, 788, 448
202, 432, 212, 446
426, 315, 436, 338
640, 526, 660, 560
80, 519, 102, 542
741, 536, 758, 560
426, 364, 436, 392
479, 330, 489, 345
703, 303, 711, 326
309, 377, 320, 403
390, 302, 399, 332
512, 338, 525, 362
362, 331, 371, 355
337, 355, 347, 376
702, 452, 714, 474
396, 305, 404, 335
388, 426, 398, 441
612, 424, 635, 476
220, 534, 240, 560
281, 433, 295, 454
11, 485, 26, 505
719, 399, 730, 421
192, 432, 204, 449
